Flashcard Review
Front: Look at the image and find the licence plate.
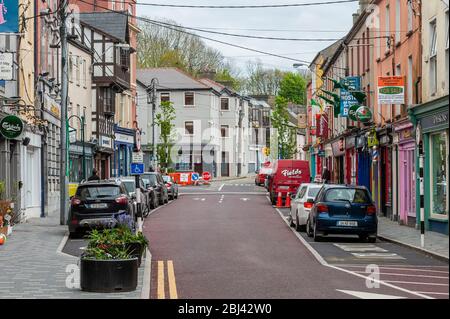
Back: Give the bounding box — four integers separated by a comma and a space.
278, 186, 289, 190
89, 203, 108, 209
337, 221, 358, 227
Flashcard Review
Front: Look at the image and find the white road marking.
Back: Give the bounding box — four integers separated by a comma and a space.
241, 198, 249, 201
274, 208, 434, 299
337, 290, 406, 299
334, 244, 388, 252
414, 291, 449, 295
56, 232, 78, 259
351, 253, 406, 259
218, 184, 225, 191
384, 280, 448, 286
338, 265, 450, 274
353, 271, 449, 279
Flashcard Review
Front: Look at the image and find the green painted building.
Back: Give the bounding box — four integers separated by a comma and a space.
409, 95, 449, 235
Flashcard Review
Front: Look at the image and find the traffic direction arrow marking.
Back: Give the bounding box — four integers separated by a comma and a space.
336, 290, 406, 299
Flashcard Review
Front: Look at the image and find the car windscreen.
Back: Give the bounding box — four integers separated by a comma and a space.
123, 181, 135, 194
308, 187, 321, 198
325, 188, 371, 204
142, 175, 158, 186
77, 185, 121, 200
260, 167, 272, 175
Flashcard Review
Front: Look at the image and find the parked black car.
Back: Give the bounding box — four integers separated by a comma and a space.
68, 180, 134, 237
306, 184, 378, 242
162, 175, 179, 200
141, 172, 169, 205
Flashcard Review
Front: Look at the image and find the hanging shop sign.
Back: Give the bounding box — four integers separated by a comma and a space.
331, 138, 346, 157
355, 106, 373, 123
348, 104, 360, 121
340, 76, 361, 117
0, 115, 24, 139
346, 136, 356, 149
356, 135, 366, 149
0, 53, 14, 81
379, 135, 392, 146
0, 0, 19, 33
377, 76, 405, 105
367, 130, 379, 148
318, 112, 328, 139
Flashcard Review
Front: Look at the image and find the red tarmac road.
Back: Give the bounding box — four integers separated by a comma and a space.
142, 186, 435, 299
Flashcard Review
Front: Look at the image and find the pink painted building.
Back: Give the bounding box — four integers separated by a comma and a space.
372, 0, 421, 225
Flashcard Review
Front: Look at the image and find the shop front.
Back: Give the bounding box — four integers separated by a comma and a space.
345, 135, 357, 185
112, 126, 135, 177
378, 129, 393, 218
331, 138, 345, 184
95, 135, 113, 180
356, 133, 371, 191
69, 142, 94, 183
394, 120, 416, 226
410, 96, 449, 235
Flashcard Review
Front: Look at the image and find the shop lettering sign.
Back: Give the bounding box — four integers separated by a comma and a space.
348, 104, 360, 121
355, 106, 373, 123
281, 169, 302, 177
0, 115, 24, 139
421, 110, 449, 130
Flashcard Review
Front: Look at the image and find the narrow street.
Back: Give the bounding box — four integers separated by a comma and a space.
143, 178, 448, 299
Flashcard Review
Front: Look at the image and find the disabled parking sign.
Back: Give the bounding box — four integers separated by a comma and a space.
131, 163, 144, 175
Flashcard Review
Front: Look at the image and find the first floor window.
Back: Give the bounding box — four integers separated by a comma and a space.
430, 131, 449, 218
221, 98, 229, 111
185, 121, 194, 135
184, 92, 194, 106
221, 125, 229, 137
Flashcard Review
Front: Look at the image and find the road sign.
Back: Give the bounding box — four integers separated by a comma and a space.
180, 173, 189, 183
202, 171, 211, 181
132, 152, 144, 163
191, 173, 199, 181
131, 163, 144, 175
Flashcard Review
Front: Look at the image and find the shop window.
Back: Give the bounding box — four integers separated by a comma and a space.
430, 132, 449, 219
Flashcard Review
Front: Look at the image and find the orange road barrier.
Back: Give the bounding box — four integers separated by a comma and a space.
285, 192, 291, 208
276, 191, 283, 208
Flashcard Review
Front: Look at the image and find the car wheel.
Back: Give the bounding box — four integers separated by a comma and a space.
289, 212, 295, 227
368, 235, 377, 243
69, 231, 81, 239
313, 221, 322, 242
306, 218, 312, 237
175, 191, 178, 199
359, 234, 368, 242
165, 193, 169, 204
142, 202, 150, 218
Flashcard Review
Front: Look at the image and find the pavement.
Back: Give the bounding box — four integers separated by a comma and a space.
143, 178, 449, 299
377, 216, 449, 261
0, 216, 146, 299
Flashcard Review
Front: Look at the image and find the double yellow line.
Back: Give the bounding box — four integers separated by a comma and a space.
157, 260, 178, 299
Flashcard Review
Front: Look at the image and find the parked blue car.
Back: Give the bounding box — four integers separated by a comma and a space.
305, 185, 377, 242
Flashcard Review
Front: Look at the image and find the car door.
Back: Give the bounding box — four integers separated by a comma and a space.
292, 186, 307, 219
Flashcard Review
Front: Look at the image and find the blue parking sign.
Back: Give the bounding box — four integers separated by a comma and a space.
130, 163, 144, 175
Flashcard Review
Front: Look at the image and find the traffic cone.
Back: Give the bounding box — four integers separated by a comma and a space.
285, 192, 291, 208
276, 191, 282, 207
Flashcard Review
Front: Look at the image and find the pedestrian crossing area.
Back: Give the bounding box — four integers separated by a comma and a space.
333, 243, 406, 260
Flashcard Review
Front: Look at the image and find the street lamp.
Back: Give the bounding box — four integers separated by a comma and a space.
67, 109, 86, 181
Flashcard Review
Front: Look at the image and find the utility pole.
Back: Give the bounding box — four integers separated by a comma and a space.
146, 78, 158, 170
59, 0, 69, 225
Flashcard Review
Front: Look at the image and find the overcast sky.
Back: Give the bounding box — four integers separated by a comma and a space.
136, 0, 359, 74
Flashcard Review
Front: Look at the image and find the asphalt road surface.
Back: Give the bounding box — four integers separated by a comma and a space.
142, 178, 449, 299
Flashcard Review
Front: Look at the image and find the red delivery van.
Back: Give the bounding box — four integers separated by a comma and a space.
268, 160, 311, 205
255, 162, 273, 186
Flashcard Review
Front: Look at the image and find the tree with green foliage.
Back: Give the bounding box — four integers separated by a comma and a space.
155, 101, 176, 171
271, 96, 297, 159
214, 68, 242, 91
278, 72, 307, 105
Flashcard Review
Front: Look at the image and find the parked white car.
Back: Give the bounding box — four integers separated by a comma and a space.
289, 183, 323, 232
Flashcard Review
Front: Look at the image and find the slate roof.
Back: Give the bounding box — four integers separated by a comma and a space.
79, 12, 128, 43
137, 68, 212, 90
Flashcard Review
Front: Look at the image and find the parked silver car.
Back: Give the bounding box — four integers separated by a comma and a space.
163, 175, 179, 200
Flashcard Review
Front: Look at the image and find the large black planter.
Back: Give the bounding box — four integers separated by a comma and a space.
80, 257, 138, 293
126, 243, 144, 267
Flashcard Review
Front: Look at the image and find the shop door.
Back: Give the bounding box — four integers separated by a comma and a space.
381, 147, 393, 217
345, 150, 352, 184
221, 152, 229, 177
357, 152, 371, 191
405, 148, 416, 222
101, 160, 107, 179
